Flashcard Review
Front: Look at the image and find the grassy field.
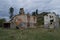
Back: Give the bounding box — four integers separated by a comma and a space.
0, 28, 60, 40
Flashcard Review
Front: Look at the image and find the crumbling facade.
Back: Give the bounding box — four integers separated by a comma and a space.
10, 8, 37, 29
44, 12, 59, 29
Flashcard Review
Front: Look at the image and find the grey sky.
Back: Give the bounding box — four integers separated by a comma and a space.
0, 0, 60, 20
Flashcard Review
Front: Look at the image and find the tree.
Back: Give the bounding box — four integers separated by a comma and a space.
0, 18, 6, 27
32, 12, 36, 16
36, 9, 38, 15
32, 9, 38, 16
9, 7, 14, 19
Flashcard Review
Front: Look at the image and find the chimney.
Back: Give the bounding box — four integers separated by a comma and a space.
19, 8, 25, 15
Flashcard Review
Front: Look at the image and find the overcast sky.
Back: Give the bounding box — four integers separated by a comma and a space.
0, 0, 60, 20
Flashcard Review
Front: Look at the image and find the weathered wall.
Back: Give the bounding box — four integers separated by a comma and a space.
10, 14, 37, 28
44, 13, 59, 29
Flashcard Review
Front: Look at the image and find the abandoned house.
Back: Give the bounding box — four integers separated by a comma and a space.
44, 12, 59, 29
9, 8, 37, 29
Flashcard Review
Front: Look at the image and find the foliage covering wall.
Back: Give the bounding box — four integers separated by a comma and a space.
37, 12, 49, 26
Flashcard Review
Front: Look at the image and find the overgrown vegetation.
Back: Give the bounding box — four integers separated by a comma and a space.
37, 12, 49, 25
0, 18, 6, 27
0, 28, 60, 40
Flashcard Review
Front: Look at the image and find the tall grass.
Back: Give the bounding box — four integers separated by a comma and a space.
0, 28, 60, 40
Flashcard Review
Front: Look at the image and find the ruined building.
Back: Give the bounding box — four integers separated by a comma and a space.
44, 12, 59, 29
10, 8, 37, 29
